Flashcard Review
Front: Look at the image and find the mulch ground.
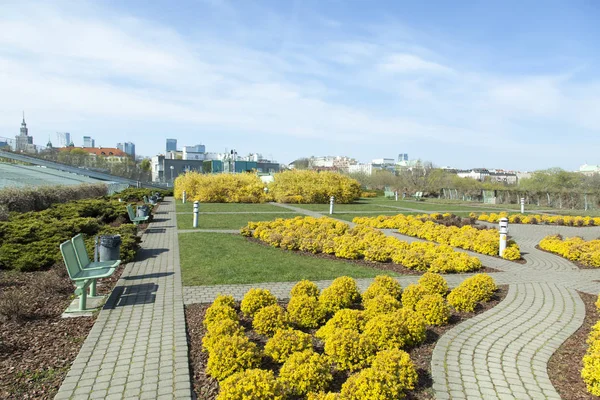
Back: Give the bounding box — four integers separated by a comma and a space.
246, 237, 499, 275
0, 263, 124, 399
186, 285, 508, 399
548, 292, 600, 400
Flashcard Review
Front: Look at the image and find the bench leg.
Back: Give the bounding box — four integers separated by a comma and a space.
89, 280, 97, 297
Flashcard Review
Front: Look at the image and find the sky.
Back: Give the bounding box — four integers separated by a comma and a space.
0, 0, 599, 171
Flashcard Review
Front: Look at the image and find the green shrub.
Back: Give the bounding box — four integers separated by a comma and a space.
319, 276, 361, 314
217, 369, 284, 400
323, 329, 375, 371
110, 188, 169, 202
240, 289, 278, 317
206, 335, 261, 381
264, 329, 313, 363
287, 295, 325, 329
0, 184, 108, 213
278, 350, 333, 396
253, 305, 289, 336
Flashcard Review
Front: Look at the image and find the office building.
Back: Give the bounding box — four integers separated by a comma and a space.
83, 136, 95, 148
15, 112, 34, 153
166, 139, 177, 152
117, 142, 136, 158
56, 132, 71, 147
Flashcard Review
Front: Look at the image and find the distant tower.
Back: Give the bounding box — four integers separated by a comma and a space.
83, 136, 95, 148
398, 153, 408, 162
56, 132, 71, 147
15, 111, 34, 152
166, 138, 177, 152
46, 135, 53, 149
117, 142, 135, 158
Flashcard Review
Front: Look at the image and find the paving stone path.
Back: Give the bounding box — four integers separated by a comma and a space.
55, 198, 191, 400
182, 205, 600, 399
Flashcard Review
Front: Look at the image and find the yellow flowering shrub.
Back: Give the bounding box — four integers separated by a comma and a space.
362, 275, 402, 304
596, 295, 600, 312
202, 319, 245, 353
447, 274, 497, 312
479, 212, 598, 227
415, 294, 450, 326
396, 308, 427, 346
539, 234, 600, 267
324, 329, 376, 371
319, 276, 361, 314
240, 289, 278, 317
290, 279, 320, 298
418, 272, 449, 296
264, 329, 313, 363
203, 304, 238, 329
362, 313, 412, 351
269, 170, 362, 204
253, 304, 289, 336
401, 284, 428, 310
174, 171, 268, 203
217, 369, 284, 400
307, 393, 340, 400
206, 334, 261, 381
582, 321, 600, 395
213, 294, 236, 308
363, 294, 401, 319
501, 244, 521, 260
278, 350, 333, 396
287, 294, 326, 328
340, 348, 418, 400
315, 309, 366, 341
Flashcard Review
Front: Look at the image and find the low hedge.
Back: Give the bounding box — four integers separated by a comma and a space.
0, 184, 108, 214
0, 198, 141, 271
110, 187, 172, 202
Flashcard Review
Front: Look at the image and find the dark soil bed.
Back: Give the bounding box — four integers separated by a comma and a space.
548, 292, 600, 400
246, 237, 499, 275
0, 264, 124, 399
186, 285, 508, 399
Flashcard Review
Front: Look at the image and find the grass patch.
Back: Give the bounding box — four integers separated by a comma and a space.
177, 213, 303, 230
176, 202, 286, 212
179, 233, 393, 285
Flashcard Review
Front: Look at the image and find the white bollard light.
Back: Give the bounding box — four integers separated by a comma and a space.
520, 197, 525, 214
395, 191, 398, 201
329, 196, 335, 215
264, 187, 268, 194
499, 217, 508, 257
182, 190, 187, 204
193, 201, 199, 228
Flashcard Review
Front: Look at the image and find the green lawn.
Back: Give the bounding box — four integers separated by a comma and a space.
175, 202, 286, 212
177, 213, 303, 230
291, 202, 400, 212
179, 233, 394, 285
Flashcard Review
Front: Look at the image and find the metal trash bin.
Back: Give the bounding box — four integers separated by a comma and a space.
137, 205, 150, 217
149, 195, 158, 204
99, 235, 121, 262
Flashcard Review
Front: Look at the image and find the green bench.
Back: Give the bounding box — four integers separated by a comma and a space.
412, 191, 424, 201
126, 203, 149, 225
60, 236, 120, 311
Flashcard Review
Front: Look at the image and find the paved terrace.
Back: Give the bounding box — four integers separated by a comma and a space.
181, 204, 600, 400
55, 198, 191, 400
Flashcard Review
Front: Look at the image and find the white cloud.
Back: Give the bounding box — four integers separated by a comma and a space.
379, 53, 453, 74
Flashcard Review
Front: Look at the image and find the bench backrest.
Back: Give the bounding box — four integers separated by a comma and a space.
126, 204, 136, 220
72, 233, 91, 266
60, 239, 83, 279
143, 195, 149, 203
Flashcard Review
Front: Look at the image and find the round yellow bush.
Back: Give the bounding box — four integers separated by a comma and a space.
362, 312, 412, 351
418, 272, 448, 296
315, 309, 366, 341
278, 349, 333, 396
307, 392, 341, 400
264, 328, 313, 363
446, 286, 479, 312
290, 280, 320, 298
596, 294, 600, 312
324, 329, 375, 371
202, 319, 245, 353
401, 284, 428, 310
240, 289, 278, 317
462, 274, 497, 302
502, 245, 521, 260
371, 348, 418, 391
396, 308, 427, 346
217, 369, 284, 400
206, 335, 261, 381
203, 304, 238, 329
253, 304, 289, 336
363, 294, 401, 319
319, 276, 361, 314
362, 275, 402, 304
287, 294, 326, 328
415, 294, 450, 326
340, 359, 415, 400
213, 294, 236, 308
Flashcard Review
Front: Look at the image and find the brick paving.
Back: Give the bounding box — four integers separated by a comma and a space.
55, 198, 191, 400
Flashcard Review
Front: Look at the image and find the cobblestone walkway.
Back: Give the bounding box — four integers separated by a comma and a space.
182, 209, 600, 399
55, 198, 191, 400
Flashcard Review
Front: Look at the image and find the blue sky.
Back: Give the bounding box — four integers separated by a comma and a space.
1, 0, 599, 170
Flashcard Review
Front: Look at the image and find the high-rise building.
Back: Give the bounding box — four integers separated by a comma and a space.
398, 153, 408, 162
166, 139, 177, 152
15, 112, 34, 152
117, 142, 136, 158
83, 136, 95, 148
56, 132, 71, 147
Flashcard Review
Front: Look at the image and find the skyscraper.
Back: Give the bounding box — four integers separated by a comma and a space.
83, 136, 95, 148
56, 132, 71, 147
117, 142, 136, 158
166, 138, 177, 152
15, 112, 34, 152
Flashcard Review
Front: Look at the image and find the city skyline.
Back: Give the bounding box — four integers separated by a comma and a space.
1, 1, 599, 170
